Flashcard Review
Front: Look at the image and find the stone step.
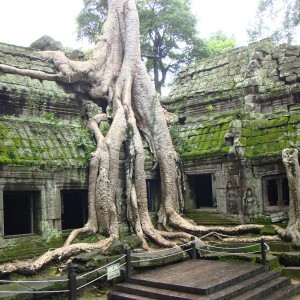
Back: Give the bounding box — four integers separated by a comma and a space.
264, 283, 300, 300
230, 276, 291, 300
108, 260, 300, 300
184, 209, 240, 226
108, 290, 152, 300
115, 282, 201, 299
114, 271, 279, 300
281, 267, 300, 279
127, 261, 268, 295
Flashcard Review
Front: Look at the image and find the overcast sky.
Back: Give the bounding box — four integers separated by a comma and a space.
0, 0, 260, 49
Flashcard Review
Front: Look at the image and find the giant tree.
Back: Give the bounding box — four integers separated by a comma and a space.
77, 0, 208, 94
282, 149, 300, 247
248, 0, 300, 44
0, 0, 284, 275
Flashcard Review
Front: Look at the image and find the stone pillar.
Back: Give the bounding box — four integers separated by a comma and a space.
44, 180, 61, 239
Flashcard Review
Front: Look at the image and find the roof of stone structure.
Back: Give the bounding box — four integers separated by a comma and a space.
173, 112, 300, 162
0, 42, 94, 169
167, 39, 300, 163
162, 39, 300, 118
0, 116, 94, 168
0, 42, 83, 119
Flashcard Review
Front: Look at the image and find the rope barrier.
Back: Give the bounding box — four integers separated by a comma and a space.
0, 278, 68, 284
197, 241, 269, 256
77, 254, 126, 279
0, 289, 69, 294
199, 248, 261, 255
207, 243, 261, 251
131, 248, 189, 263
78, 257, 127, 290
77, 273, 107, 290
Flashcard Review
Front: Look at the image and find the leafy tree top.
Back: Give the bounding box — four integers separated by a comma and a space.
248, 0, 300, 44
76, 0, 208, 94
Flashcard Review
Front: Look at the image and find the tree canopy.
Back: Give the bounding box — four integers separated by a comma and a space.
76, 0, 208, 94
248, 0, 300, 44
206, 31, 236, 56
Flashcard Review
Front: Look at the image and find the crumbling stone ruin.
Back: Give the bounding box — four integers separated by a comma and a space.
0, 37, 300, 254
162, 38, 300, 223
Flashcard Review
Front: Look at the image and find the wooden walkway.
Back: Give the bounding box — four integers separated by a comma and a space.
109, 259, 300, 299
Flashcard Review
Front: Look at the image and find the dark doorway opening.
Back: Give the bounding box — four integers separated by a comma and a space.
267, 179, 278, 206
263, 175, 290, 210
4, 191, 39, 236
146, 179, 161, 212
61, 190, 88, 230
188, 174, 214, 208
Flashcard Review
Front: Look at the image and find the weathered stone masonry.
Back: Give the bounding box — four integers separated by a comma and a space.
1, 38, 300, 247
162, 39, 300, 222
0, 41, 159, 245
0, 42, 93, 241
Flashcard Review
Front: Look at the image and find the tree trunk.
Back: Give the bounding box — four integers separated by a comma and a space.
282, 148, 300, 247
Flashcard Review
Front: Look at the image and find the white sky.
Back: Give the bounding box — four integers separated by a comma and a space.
0, 0, 260, 49
191, 0, 260, 46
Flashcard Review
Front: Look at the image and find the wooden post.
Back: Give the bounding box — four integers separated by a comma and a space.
191, 236, 197, 260
125, 244, 131, 281
261, 239, 267, 266
68, 261, 77, 300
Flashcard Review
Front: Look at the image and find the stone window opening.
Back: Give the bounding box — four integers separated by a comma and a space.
3, 191, 40, 237
61, 189, 88, 230
225, 135, 234, 146
179, 116, 186, 125
263, 175, 289, 211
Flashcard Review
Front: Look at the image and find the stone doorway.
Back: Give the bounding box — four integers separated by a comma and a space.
262, 175, 290, 212
188, 174, 215, 208
3, 191, 40, 236
146, 179, 161, 212
61, 189, 88, 230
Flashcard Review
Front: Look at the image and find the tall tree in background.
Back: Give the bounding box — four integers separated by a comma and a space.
248, 0, 300, 44
77, 0, 208, 94
206, 31, 236, 56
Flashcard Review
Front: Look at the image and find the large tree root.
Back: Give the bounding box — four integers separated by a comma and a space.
0, 237, 116, 276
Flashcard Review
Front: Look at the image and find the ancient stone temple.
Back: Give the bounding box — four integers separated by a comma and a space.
0, 39, 160, 246
162, 38, 300, 222
0, 42, 93, 240
0, 37, 300, 246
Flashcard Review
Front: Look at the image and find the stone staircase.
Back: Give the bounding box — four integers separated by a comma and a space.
184, 208, 241, 226
108, 259, 300, 299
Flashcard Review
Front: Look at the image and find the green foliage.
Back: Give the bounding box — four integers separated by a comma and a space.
76, 0, 209, 94
206, 104, 215, 112
206, 31, 236, 56
260, 225, 276, 235
100, 120, 110, 135
248, 0, 300, 44
170, 125, 191, 154
76, 0, 108, 43
43, 112, 59, 126
254, 213, 272, 225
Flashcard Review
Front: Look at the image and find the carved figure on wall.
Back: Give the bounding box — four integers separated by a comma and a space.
243, 188, 258, 219
226, 181, 238, 214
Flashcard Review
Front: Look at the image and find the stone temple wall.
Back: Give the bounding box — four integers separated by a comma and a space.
163, 39, 300, 222
0, 42, 95, 242
0, 41, 159, 244
1, 37, 300, 245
